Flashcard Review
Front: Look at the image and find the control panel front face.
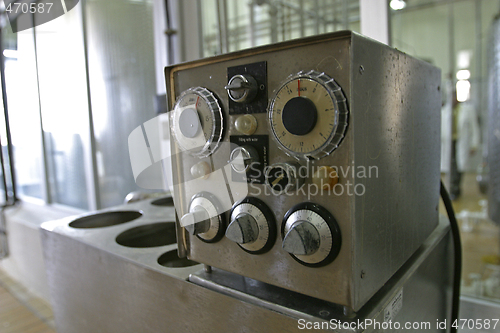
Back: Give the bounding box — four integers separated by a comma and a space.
167, 35, 354, 307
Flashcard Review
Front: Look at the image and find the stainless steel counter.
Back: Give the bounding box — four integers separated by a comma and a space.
41, 197, 453, 332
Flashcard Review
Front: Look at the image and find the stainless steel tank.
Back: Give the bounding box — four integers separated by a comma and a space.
488, 16, 500, 225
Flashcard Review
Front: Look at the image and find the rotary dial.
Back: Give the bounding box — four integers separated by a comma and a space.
282, 202, 341, 267
269, 70, 348, 160
171, 87, 223, 157
227, 197, 276, 254
182, 192, 226, 243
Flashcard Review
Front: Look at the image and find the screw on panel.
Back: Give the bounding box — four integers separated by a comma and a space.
319, 310, 330, 317
361, 270, 366, 279
359, 65, 364, 74
204, 265, 212, 273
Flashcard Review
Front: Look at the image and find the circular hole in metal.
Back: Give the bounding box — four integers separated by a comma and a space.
116, 222, 176, 248
151, 196, 174, 206
69, 211, 142, 229
157, 250, 199, 268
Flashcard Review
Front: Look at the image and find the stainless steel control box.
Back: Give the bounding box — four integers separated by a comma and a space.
166, 31, 441, 311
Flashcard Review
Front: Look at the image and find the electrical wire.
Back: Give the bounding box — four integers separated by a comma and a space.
440, 181, 462, 333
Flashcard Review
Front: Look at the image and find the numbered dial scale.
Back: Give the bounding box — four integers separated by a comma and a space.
269, 70, 348, 160
171, 87, 224, 157
227, 197, 276, 254
282, 202, 342, 267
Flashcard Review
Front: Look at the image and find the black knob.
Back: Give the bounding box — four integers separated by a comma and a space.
282, 97, 317, 136
225, 74, 258, 103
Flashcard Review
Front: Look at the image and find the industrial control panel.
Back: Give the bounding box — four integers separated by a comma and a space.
166, 31, 441, 312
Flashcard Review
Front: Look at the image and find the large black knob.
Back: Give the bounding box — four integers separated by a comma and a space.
282, 97, 317, 136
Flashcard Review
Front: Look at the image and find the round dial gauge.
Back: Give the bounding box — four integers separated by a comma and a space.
171, 87, 224, 157
269, 70, 348, 160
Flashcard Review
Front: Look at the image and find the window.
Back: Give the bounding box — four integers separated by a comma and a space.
0, 0, 158, 210
198, 0, 360, 58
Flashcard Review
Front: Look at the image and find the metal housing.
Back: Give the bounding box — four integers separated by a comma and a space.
166, 31, 441, 311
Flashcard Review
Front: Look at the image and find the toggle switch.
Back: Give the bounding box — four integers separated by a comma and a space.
229, 145, 259, 173
225, 74, 258, 103
265, 162, 304, 193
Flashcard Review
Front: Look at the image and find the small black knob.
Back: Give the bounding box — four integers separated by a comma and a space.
282, 97, 317, 136
225, 74, 258, 103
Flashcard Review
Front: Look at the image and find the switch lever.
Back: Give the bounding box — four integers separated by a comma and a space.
225, 74, 258, 103
182, 208, 210, 235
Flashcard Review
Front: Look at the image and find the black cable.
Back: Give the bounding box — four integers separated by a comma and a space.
440, 181, 462, 333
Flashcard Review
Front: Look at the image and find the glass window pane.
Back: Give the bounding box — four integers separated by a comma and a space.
201, 0, 360, 57
2, 16, 44, 200
86, 0, 157, 208
34, 7, 91, 209
201, 0, 219, 56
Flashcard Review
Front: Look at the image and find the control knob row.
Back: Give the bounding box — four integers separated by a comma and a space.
181, 194, 341, 266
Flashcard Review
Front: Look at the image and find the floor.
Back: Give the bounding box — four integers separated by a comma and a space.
448, 173, 500, 302
0, 270, 55, 333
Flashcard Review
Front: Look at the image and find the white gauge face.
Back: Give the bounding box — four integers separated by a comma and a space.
269, 71, 348, 160
172, 87, 223, 157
